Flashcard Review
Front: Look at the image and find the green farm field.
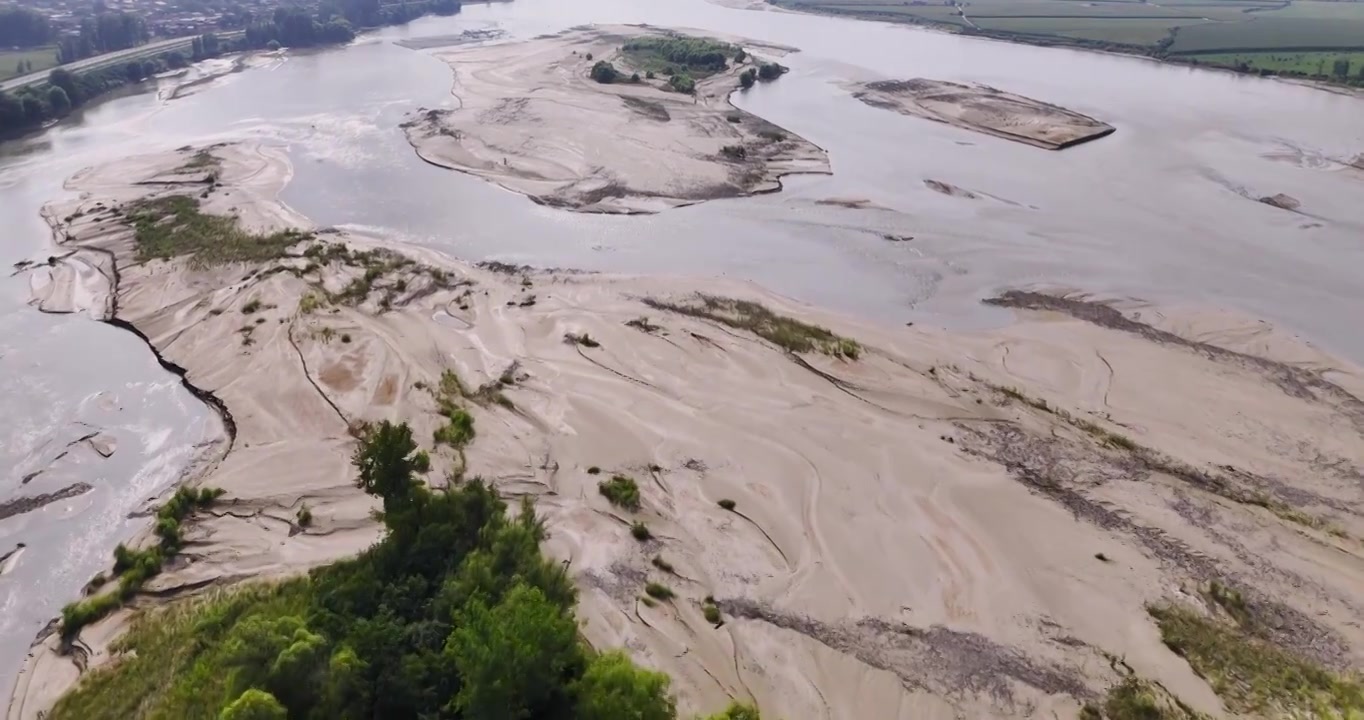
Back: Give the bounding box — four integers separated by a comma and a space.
0, 46, 58, 81
772, 0, 1364, 81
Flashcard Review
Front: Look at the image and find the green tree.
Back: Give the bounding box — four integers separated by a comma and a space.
575, 651, 676, 720
46, 86, 70, 115
352, 420, 420, 514
590, 60, 619, 84
446, 583, 581, 719
48, 68, 81, 105
739, 68, 756, 89
218, 690, 286, 720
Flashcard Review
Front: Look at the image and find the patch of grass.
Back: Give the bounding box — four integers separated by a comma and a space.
1149, 602, 1364, 716
412, 450, 431, 473
1085, 677, 1208, 719
598, 475, 642, 511
179, 149, 220, 171
433, 406, 475, 448
644, 295, 861, 358
718, 498, 736, 511
643, 582, 675, 601
241, 299, 263, 314
0, 46, 59, 81
640, 596, 657, 608
630, 521, 652, 541
60, 486, 223, 643
651, 555, 674, 573
298, 293, 325, 314
126, 196, 310, 267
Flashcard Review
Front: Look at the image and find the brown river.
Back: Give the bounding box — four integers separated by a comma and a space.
1, 0, 1362, 696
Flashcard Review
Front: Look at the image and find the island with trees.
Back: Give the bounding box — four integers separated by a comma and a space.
401, 27, 828, 213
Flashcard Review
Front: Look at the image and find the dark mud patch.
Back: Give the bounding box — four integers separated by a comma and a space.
720, 597, 1093, 706
924, 179, 978, 199
0, 483, 93, 521
1258, 193, 1301, 211
984, 291, 1364, 432
621, 96, 671, 122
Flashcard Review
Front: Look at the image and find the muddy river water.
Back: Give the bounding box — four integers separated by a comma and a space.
1, 0, 1362, 697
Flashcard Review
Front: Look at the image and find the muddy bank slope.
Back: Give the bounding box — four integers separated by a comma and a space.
853, 78, 1114, 150
402, 26, 829, 214
12, 146, 1364, 720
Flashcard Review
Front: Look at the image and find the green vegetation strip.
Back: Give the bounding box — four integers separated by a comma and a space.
644, 295, 860, 359
129, 195, 310, 267
55, 420, 762, 719
1150, 595, 1364, 717
60, 486, 223, 643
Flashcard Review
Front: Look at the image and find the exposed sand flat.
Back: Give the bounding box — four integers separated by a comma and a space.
853, 79, 1115, 150
401, 27, 829, 213
13, 145, 1364, 720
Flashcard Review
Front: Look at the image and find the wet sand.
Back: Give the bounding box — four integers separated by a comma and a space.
401, 26, 829, 213
852, 79, 1115, 150
11, 144, 1364, 719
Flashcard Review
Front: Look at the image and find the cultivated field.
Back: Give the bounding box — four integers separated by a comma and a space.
772, 0, 1364, 82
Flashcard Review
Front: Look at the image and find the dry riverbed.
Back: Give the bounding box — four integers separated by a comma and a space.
852, 78, 1115, 150
401, 26, 829, 213
10, 144, 1364, 720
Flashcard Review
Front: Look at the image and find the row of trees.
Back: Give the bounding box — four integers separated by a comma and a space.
0, 46, 193, 137
243, 9, 356, 50
53, 420, 762, 719
56, 12, 149, 63
0, 6, 51, 47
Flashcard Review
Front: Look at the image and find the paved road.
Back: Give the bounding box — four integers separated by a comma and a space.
1, 33, 240, 93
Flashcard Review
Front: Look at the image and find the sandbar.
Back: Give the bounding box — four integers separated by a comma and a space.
10, 145, 1364, 720
853, 78, 1115, 150
401, 27, 829, 213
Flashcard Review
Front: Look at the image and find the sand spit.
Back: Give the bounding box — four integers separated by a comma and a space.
853, 79, 1115, 150
12, 146, 1364, 720
400, 27, 829, 213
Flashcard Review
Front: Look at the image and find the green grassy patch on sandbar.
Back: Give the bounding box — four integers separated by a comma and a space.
127, 195, 311, 266
644, 295, 861, 359
1149, 601, 1364, 717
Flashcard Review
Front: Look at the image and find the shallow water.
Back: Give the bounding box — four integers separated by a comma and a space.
1, 0, 1362, 696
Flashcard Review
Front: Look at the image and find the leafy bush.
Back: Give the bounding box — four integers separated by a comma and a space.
631, 521, 652, 541
598, 475, 642, 511
739, 68, 756, 89
590, 60, 620, 83
668, 73, 695, 94
651, 555, 674, 573
644, 582, 674, 601
757, 62, 785, 80
718, 499, 736, 511
702, 603, 722, 625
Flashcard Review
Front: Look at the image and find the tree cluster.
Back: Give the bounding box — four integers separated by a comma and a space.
622, 36, 733, 75
243, 9, 355, 50
57, 12, 149, 63
0, 6, 52, 48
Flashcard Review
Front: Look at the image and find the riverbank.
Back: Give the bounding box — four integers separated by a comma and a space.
401, 26, 829, 213
11, 141, 1364, 719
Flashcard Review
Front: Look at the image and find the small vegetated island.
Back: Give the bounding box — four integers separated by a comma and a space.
852, 78, 1114, 150
401, 27, 828, 213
